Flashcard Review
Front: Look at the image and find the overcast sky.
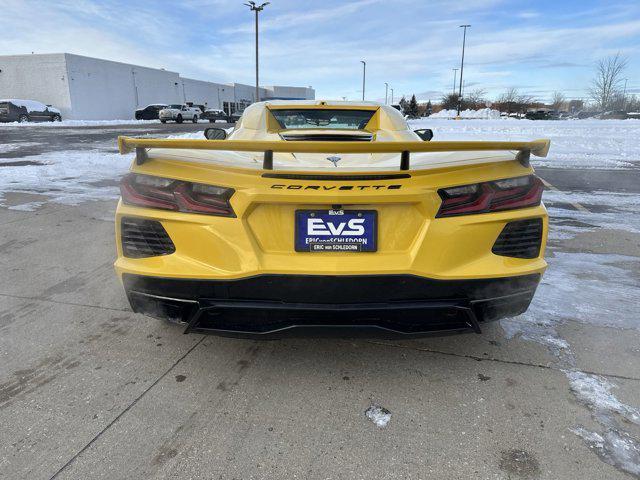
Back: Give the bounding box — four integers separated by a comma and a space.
3, 0, 639, 103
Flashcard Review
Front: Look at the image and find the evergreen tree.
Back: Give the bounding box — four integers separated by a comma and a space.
407, 94, 419, 118
398, 96, 408, 112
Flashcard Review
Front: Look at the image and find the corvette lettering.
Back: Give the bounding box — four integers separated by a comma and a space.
271, 184, 401, 190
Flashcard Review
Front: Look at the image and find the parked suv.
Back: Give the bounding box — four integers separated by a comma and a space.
159, 104, 200, 123
201, 108, 228, 123
525, 110, 558, 120
135, 104, 168, 120
0, 99, 62, 123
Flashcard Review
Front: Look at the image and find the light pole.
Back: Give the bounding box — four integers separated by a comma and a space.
245, 1, 269, 103
390, 88, 394, 104
452, 68, 458, 96
385, 82, 389, 104
457, 24, 470, 116
360, 60, 366, 101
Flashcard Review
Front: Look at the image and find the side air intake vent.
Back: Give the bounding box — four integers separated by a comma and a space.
121, 217, 175, 258
492, 218, 543, 259
281, 133, 373, 142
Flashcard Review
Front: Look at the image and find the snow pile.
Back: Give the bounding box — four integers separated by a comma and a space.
365, 405, 391, 428
429, 108, 501, 119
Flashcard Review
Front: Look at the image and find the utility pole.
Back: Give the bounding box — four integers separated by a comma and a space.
361, 60, 366, 101
623, 78, 628, 111
452, 68, 458, 96
457, 25, 470, 116
390, 88, 394, 104
385, 82, 389, 104
245, 2, 270, 103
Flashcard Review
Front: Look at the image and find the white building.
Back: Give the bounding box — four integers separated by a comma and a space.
0, 53, 315, 120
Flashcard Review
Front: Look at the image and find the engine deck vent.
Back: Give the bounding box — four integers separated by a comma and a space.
492, 218, 543, 259
281, 133, 373, 142
121, 217, 175, 258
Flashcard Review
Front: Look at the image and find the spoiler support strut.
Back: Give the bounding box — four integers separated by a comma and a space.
263, 150, 273, 170
400, 150, 410, 170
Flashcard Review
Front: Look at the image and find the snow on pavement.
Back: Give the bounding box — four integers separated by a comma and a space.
572, 426, 640, 477
501, 251, 640, 475
365, 405, 392, 428
0, 130, 206, 210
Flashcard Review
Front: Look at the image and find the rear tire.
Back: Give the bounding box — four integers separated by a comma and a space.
18, 114, 29, 123
52, 114, 62, 122
160, 120, 167, 124
192, 115, 198, 123
176, 115, 183, 124
208, 119, 215, 123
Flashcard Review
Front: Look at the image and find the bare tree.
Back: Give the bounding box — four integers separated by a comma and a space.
440, 93, 461, 110
588, 53, 628, 110
466, 88, 487, 109
551, 91, 566, 111
517, 93, 536, 112
497, 88, 519, 113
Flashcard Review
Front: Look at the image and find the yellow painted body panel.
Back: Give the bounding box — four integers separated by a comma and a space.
114, 158, 547, 282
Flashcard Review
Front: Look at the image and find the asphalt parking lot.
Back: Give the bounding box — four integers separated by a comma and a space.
1, 122, 639, 479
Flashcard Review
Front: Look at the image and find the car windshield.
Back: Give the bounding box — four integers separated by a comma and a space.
168, 104, 182, 109
270, 109, 376, 130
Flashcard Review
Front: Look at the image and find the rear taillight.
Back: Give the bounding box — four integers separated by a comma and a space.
120, 173, 235, 217
436, 175, 543, 217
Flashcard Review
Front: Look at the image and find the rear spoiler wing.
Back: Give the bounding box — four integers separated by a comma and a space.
117, 137, 551, 170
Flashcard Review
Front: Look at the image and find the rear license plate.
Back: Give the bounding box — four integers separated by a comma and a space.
295, 209, 377, 252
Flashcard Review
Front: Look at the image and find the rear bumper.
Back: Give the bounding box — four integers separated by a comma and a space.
122, 273, 540, 338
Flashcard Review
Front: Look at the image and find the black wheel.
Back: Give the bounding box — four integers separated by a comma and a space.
208, 119, 215, 123
52, 114, 62, 122
176, 115, 183, 124
192, 115, 198, 123
160, 120, 167, 124
18, 114, 29, 123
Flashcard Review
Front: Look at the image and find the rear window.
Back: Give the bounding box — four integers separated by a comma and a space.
270, 109, 375, 130
0, 102, 9, 108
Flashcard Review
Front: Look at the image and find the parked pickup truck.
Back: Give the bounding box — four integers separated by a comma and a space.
159, 104, 200, 123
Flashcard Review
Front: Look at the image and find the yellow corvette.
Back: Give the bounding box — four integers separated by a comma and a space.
115, 101, 550, 337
